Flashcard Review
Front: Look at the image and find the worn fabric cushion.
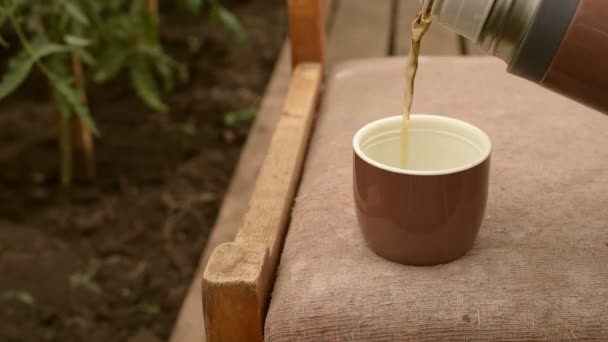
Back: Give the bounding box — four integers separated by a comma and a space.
264, 57, 608, 341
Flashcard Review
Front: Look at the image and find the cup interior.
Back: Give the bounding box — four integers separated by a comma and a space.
353, 114, 492, 175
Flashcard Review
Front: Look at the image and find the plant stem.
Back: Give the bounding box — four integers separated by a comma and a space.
71, 52, 95, 181
6, 4, 35, 56
7, 1, 94, 184
54, 93, 73, 187
7, 3, 53, 76
7, 2, 74, 185
62, 118, 73, 187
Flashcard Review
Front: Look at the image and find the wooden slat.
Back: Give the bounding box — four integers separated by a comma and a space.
289, 0, 326, 68
202, 63, 322, 342
393, 0, 461, 55
328, 0, 393, 65
234, 63, 320, 265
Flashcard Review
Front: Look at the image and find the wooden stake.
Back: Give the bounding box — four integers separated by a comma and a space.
71, 52, 96, 181
147, 0, 159, 22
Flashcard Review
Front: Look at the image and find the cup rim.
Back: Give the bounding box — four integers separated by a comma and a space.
353, 114, 492, 176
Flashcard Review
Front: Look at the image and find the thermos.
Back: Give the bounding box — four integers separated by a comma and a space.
429, 0, 608, 114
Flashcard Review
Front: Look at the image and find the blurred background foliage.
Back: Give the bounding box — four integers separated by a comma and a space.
0, 0, 244, 184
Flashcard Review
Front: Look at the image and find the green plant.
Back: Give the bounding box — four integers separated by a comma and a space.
1, 290, 35, 305
0, 0, 244, 185
128, 302, 161, 316
224, 105, 257, 127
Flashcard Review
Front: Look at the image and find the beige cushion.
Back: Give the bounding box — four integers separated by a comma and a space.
264, 57, 608, 341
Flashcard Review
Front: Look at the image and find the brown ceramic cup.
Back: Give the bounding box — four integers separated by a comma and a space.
353, 114, 492, 266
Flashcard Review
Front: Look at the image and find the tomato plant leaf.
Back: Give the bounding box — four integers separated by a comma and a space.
0, 14, 8, 47
31, 42, 71, 59
211, 2, 246, 42
64, 2, 89, 26
137, 45, 178, 91
107, 0, 128, 11
74, 47, 96, 66
101, 14, 131, 40
79, 1, 102, 27
0, 51, 34, 99
140, 7, 159, 44
47, 53, 71, 78
64, 34, 91, 47
0, 33, 9, 48
0, 43, 69, 99
129, 59, 168, 113
129, 0, 146, 16
52, 87, 72, 120
49, 73, 100, 135
181, 0, 202, 15
224, 106, 257, 127
156, 61, 175, 91
93, 43, 127, 82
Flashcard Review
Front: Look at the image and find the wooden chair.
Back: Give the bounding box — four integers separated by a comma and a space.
202, 0, 608, 341
202, 1, 327, 341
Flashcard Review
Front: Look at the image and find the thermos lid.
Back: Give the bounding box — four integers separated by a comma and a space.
430, 0, 496, 42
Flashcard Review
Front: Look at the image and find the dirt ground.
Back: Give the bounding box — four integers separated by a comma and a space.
0, 1, 286, 341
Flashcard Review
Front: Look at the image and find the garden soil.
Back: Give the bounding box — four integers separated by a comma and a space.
0, 0, 286, 341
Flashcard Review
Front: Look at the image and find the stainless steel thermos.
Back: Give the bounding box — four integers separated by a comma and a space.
430, 0, 608, 114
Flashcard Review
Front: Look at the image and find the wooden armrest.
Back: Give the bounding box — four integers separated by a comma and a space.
202, 63, 323, 342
